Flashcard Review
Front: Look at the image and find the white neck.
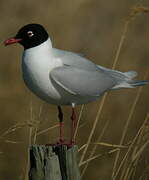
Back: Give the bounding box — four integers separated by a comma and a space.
22, 37, 62, 69
22, 38, 53, 62
24, 38, 52, 53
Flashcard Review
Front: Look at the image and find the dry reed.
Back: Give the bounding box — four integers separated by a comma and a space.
79, 2, 149, 180
0, 1, 149, 180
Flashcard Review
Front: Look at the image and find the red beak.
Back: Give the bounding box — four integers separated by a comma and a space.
4, 37, 22, 46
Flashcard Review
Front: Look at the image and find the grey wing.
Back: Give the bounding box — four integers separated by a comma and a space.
52, 48, 99, 71
50, 65, 117, 96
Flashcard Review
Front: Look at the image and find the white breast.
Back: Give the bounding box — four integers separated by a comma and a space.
22, 39, 63, 104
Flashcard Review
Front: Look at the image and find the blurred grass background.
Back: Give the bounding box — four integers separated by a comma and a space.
0, 0, 149, 179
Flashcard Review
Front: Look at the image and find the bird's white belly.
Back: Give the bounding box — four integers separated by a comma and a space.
22, 50, 64, 104
22, 47, 98, 106
22, 63, 62, 104
22, 61, 98, 105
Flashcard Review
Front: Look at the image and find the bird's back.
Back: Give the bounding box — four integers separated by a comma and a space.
52, 48, 99, 71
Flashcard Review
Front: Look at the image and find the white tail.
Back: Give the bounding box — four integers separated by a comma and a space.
111, 71, 149, 89
97, 65, 149, 89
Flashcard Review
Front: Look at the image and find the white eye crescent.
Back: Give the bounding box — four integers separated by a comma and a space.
27, 31, 34, 37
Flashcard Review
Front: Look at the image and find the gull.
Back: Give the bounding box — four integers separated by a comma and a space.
4, 24, 149, 144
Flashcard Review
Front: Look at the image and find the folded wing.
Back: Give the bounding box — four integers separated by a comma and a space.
50, 65, 116, 96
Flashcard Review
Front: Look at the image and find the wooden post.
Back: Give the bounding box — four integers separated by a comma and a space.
29, 145, 81, 180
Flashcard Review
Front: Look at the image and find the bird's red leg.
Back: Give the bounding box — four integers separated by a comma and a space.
57, 106, 64, 144
70, 104, 76, 145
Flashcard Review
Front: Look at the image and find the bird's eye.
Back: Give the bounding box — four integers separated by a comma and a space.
27, 31, 34, 37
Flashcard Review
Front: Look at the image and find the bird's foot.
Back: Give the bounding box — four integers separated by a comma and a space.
46, 140, 75, 148
55, 138, 75, 148
56, 138, 65, 145
70, 139, 75, 145
69, 139, 75, 146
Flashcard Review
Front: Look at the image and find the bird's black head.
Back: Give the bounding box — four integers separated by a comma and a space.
4, 24, 49, 49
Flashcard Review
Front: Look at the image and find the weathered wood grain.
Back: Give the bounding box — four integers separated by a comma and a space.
29, 145, 80, 180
